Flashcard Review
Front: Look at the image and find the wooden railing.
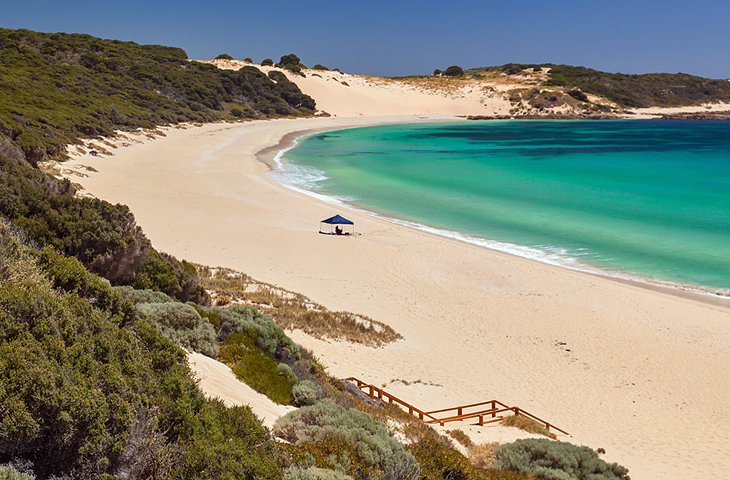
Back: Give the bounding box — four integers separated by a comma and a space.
345, 377, 441, 422
345, 377, 569, 436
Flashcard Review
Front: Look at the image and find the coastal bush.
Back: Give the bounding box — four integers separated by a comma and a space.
215, 53, 234, 60
191, 304, 224, 328
433, 69, 442, 76
468, 442, 499, 469
284, 466, 354, 480
312, 64, 329, 71
273, 400, 420, 480
262, 58, 275, 66
292, 380, 325, 407
220, 331, 297, 404
115, 285, 175, 304
501, 415, 556, 439
278, 53, 301, 67
443, 65, 465, 77
469, 63, 730, 108
278, 363, 297, 382
136, 302, 219, 357
0, 28, 315, 165
218, 304, 300, 358
0, 465, 35, 480
35, 246, 135, 322
172, 400, 283, 480
447, 429, 473, 448
0, 220, 283, 479
493, 439, 630, 480
567, 89, 589, 102
130, 250, 209, 304
244, 57, 253, 62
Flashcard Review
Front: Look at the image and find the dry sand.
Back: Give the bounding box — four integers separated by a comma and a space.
62, 117, 730, 480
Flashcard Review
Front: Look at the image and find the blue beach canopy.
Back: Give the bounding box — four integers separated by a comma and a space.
321, 214, 354, 225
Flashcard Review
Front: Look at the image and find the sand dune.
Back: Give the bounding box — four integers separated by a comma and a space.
205, 59, 518, 117
61, 116, 730, 480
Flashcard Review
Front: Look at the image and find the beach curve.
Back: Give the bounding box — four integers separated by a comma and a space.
62, 116, 730, 480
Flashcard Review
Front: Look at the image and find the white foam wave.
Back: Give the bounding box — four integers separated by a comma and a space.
268, 140, 730, 301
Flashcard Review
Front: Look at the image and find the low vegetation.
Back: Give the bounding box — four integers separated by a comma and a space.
468, 443, 499, 469
468, 63, 730, 108
0, 29, 316, 162
0, 219, 283, 479
501, 415, 557, 440
136, 302, 219, 357
273, 400, 420, 480
443, 65, 465, 77
220, 331, 298, 404
200, 267, 402, 346
493, 439, 629, 480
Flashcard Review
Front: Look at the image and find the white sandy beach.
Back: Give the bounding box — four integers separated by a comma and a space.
61, 115, 730, 480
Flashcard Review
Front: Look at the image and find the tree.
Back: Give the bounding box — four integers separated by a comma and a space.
278, 53, 301, 67
443, 65, 464, 77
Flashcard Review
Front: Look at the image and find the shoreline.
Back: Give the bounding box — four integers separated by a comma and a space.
261, 122, 730, 309
61, 116, 730, 480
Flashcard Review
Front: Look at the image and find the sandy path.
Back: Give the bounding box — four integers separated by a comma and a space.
66, 117, 730, 480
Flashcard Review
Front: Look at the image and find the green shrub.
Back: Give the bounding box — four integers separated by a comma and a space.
446, 429, 473, 448
443, 65, 464, 77
35, 246, 135, 322
220, 331, 296, 404
284, 466, 353, 480
191, 304, 223, 328
567, 89, 589, 102
0, 219, 283, 479
215, 53, 233, 60
273, 400, 420, 480
0, 465, 35, 480
262, 58, 274, 66
173, 400, 282, 480
501, 415, 556, 439
278, 53, 301, 67
292, 380, 324, 407
312, 64, 329, 71
115, 285, 174, 304
131, 250, 209, 304
218, 305, 300, 359
136, 302, 219, 357
244, 57, 253, 63
433, 69, 442, 76
493, 439, 629, 480
278, 363, 297, 382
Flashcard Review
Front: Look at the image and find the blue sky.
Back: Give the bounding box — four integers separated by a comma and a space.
2, 0, 729, 78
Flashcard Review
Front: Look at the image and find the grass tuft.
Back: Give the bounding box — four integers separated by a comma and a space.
501, 415, 557, 439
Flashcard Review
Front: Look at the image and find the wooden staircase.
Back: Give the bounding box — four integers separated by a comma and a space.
346, 376, 569, 436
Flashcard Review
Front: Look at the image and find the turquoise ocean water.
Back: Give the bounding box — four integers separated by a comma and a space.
276, 121, 730, 292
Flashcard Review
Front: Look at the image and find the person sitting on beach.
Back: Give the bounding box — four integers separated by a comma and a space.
335, 226, 343, 235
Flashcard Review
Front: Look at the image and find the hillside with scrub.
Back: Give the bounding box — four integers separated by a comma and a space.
0, 28, 633, 479
207, 57, 730, 118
